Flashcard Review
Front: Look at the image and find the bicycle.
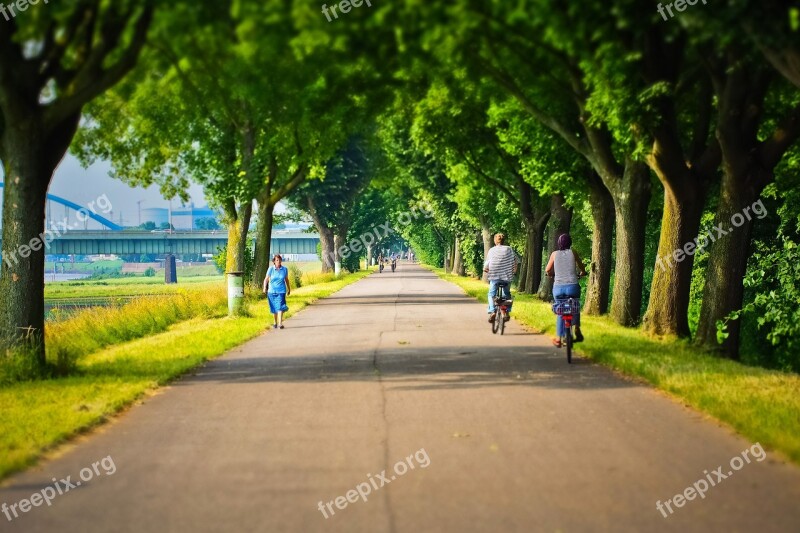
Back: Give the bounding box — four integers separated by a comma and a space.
552, 298, 580, 363
490, 281, 513, 335
391, 259, 397, 272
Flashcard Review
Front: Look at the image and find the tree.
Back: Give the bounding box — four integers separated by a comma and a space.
0, 1, 154, 362
681, 1, 800, 355
195, 218, 220, 231
77, 1, 368, 298
412, 0, 644, 322
292, 137, 373, 273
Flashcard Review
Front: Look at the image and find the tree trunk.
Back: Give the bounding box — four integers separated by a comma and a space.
521, 218, 547, 293
538, 193, 572, 301
334, 227, 349, 272
608, 159, 651, 326
252, 198, 274, 287
637, 53, 718, 337
695, 179, 757, 356
224, 201, 252, 275
642, 182, 705, 337
305, 196, 335, 273
479, 214, 492, 282
694, 59, 800, 357
0, 115, 77, 363
583, 174, 614, 315
518, 247, 528, 290
518, 179, 549, 293
253, 157, 308, 283
452, 236, 465, 276
0, 146, 51, 362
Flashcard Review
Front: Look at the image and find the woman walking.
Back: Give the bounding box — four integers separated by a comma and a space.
545, 234, 587, 346
263, 254, 291, 329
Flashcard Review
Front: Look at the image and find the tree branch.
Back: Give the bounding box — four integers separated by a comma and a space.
44, 3, 154, 130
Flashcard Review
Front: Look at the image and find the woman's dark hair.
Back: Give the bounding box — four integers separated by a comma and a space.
557, 233, 572, 251
273, 254, 283, 262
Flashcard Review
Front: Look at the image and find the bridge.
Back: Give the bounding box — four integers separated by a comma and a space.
0, 183, 319, 256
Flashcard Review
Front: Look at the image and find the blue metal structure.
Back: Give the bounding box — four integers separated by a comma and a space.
0, 182, 123, 231
0, 230, 319, 255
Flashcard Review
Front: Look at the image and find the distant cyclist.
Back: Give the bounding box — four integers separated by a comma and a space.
545, 233, 587, 346
483, 233, 517, 323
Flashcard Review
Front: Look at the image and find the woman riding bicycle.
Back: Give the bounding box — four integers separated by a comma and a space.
545, 233, 587, 347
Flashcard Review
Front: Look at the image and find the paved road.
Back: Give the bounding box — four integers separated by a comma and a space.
2, 263, 799, 532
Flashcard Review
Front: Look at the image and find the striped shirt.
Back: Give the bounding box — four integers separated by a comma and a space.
484, 245, 516, 281
553, 249, 579, 285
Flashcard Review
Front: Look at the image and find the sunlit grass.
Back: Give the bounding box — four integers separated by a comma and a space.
45, 275, 224, 299
300, 271, 337, 285
44, 288, 229, 371
430, 267, 800, 465
0, 269, 374, 479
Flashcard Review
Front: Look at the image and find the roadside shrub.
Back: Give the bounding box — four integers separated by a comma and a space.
288, 264, 303, 288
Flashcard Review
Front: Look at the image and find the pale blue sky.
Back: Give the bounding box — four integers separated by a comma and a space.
47, 154, 210, 227
2, 153, 292, 229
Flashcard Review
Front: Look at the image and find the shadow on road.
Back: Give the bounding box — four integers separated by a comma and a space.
160, 344, 634, 393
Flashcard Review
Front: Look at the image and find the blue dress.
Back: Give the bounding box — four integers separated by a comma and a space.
266, 265, 289, 313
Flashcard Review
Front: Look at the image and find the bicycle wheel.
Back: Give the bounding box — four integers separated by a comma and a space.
565, 327, 573, 364
491, 309, 500, 334
499, 309, 506, 335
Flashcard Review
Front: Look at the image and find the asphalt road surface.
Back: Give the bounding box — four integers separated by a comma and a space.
2, 263, 799, 532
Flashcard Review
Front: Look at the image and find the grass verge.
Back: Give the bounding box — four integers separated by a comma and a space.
428, 267, 800, 465
0, 268, 374, 480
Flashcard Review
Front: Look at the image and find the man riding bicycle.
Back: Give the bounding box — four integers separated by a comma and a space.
483, 233, 518, 323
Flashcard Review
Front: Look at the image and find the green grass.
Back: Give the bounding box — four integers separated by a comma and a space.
0, 268, 374, 479
289, 260, 324, 273
44, 288, 229, 369
45, 275, 224, 300
429, 267, 800, 465
174, 264, 223, 277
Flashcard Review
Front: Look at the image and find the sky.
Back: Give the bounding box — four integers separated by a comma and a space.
46, 154, 210, 228
1, 153, 292, 229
